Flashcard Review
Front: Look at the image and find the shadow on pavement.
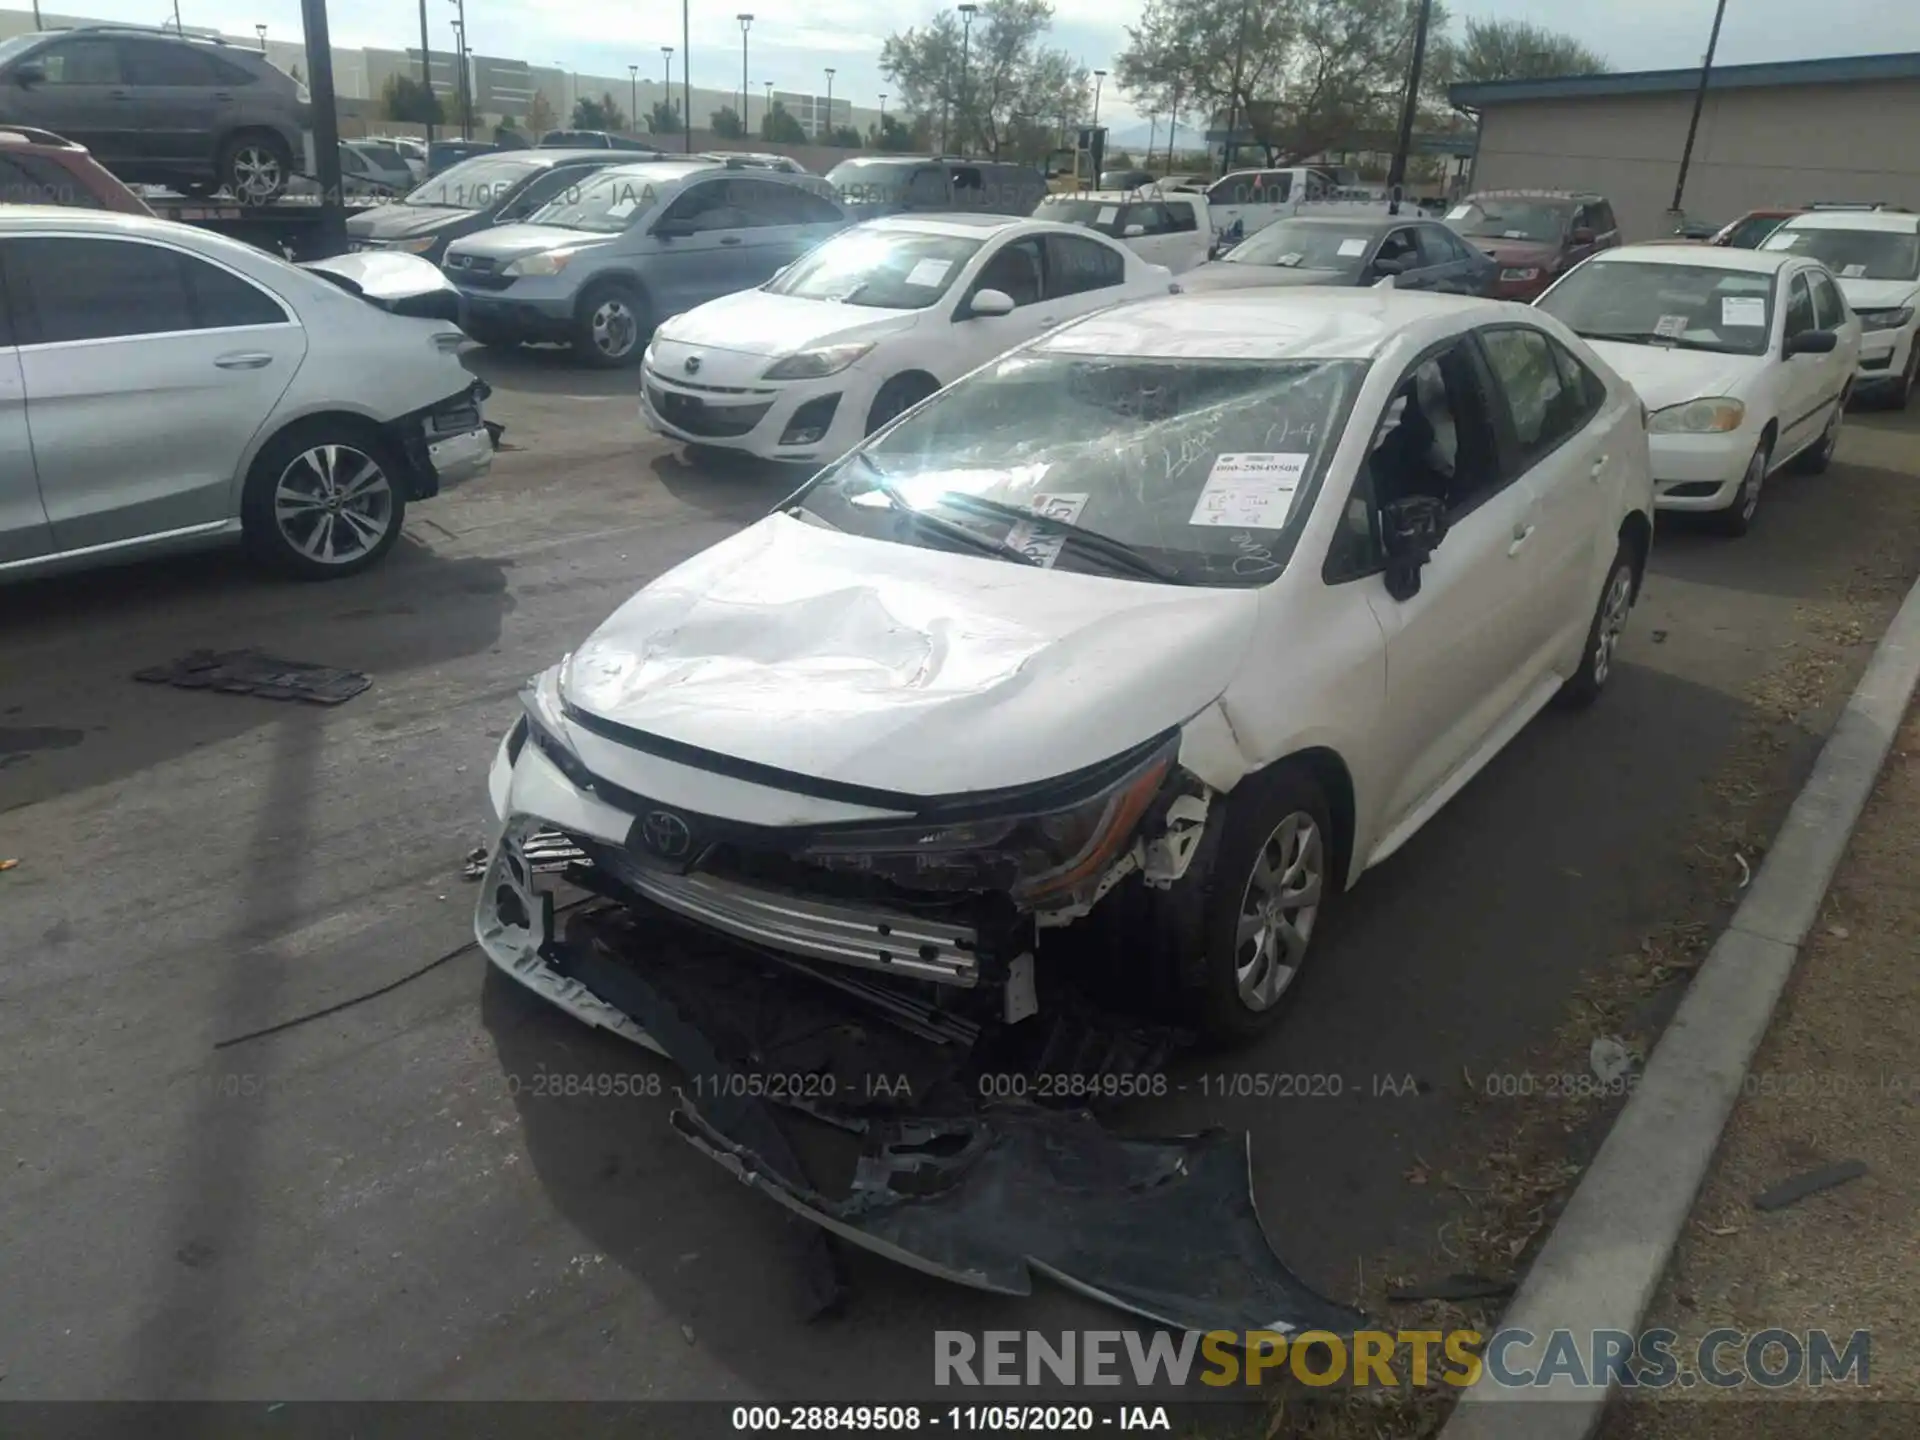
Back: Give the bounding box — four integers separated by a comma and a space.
0, 536, 514, 811
647, 447, 812, 518
463, 344, 639, 398
477, 653, 1771, 1400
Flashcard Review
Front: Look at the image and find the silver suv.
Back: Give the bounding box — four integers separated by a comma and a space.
0, 25, 310, 203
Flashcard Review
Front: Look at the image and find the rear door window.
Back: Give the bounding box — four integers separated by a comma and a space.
1162, 200, 1198, 233
1477, 324, 1592, 468
6, 236, 192, 342
904, 166, 948, 207
118, 38, 220, 86
1044, 233, 1125, 296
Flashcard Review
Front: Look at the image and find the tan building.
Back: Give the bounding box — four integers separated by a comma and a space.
1450, 52, 1920, 242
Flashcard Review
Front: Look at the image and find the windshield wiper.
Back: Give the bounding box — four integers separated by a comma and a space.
843, 457, 1043, 569
932, 492, 1186, 583
1578, 329, 1739, 354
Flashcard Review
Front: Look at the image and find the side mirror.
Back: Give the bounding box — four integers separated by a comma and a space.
1785, 328, 1837, 357
1380, 495, 1449, 600
13, 62, 44, 86
651, 218, 695, 239
969, 288, 1015, 318
770, 263, 791, 280
1123, 223, 1146, 237
1570, 227, 1596, 246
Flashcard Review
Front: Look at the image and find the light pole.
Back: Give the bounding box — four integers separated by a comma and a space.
446, 0, 470, 140
1385, 0, 1434, 214
1089, 69, 1105, 179
554, 62, 571, 122
629, 65, 637, 134
660, 45, 673, 134
1673, 0, 1729, 218
417, 0, 434, 147
763, 79, 773, 134
956, 3, 977, 156
823, 67, 835, 142
737, 15, 753, 133
681, 0, 691, 154
255, 23, 267, 51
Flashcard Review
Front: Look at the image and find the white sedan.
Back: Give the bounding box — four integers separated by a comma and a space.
1535, 244, 1859, 536
1762, 207, 1920, 409
481, 288, 1653, 1047
638, 215, 1176, 465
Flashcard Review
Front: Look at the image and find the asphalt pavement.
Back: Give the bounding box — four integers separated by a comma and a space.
2, 346, 1916, 1402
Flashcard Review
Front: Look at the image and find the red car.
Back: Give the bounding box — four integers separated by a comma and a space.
0, 124, 153, 215
1710, 208, 1804, 249
1443, 189, 1620, 301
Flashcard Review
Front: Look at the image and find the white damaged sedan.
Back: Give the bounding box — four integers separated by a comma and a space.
639, 214, 1175, 466
484, 288, 1654, 1044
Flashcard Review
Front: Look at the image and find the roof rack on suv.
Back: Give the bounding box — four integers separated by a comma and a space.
51, 22, 237, 45
0, 125, 81, 148
1805, 201, 1909, 212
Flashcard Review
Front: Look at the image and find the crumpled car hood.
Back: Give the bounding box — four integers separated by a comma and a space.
562, 512, 1259, 796
347, 203, 472, 240
1179, 263, 1352, 292
1583, 341, 1762, 412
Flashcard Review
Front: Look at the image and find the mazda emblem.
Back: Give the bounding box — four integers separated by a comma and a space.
683, 355, 702, 375
641, 809, 693, 859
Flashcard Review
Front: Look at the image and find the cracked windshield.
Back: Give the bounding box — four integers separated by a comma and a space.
3, 0, 1918, 1432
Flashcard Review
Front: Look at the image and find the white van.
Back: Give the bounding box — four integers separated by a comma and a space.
1030, 187, 1213, 273
1204, 166, 1392, 249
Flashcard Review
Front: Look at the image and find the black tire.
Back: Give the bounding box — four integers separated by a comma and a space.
220, 132, 292, 204
865, 374, 938, 435
1556, 541, 1636, 710
1794, 398, 1843, 473
241, 421, 409, 580
1170, 764, 1333, 1045
1894, 344, 1919, 412
181, 179, 224, 198
571, 280, 649, 368
1713, 438, 1769, 537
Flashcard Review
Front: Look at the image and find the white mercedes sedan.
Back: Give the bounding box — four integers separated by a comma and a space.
1535, 244, 1860, 535
638, 214, 1176, 466
483, 289, 1654, 1046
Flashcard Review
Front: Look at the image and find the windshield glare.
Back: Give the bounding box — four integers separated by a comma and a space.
802, 353, 1367, 586
1226, 220, 1372, 273
1538, 262, 1775, 356
1448, 199, 1571, 243
526, 171, 661, 232
404, 156, 540, 209
766, 231, 983, 309
1762, 226, 1920, 281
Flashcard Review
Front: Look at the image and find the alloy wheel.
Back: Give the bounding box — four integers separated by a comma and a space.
231, 146, 283, 203
589, 298, 638, 359
273, 444, 396, 566
1233, 811, 1324, 1012
1591, 566, 1633, 687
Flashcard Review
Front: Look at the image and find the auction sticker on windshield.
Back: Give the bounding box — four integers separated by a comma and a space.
1841, 264, 1867, 278
1447, 205, 1471, 220
906, 258, 952, 287
1004, 492, 1090, 567
1097, 206, 1118, 224
1189, 453, 1307, 529
1653, 314, 1689, 340
1721, 296, 1766, 327
607, 198, 637, 219
1337, 238, 1368, 257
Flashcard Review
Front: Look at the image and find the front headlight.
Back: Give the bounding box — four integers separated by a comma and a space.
762, 342, 875, 381
1648, 397, 1746, 434
519, 661, 596, 791
504, 251, 575, 278
1858, 306, 1915, 332
1500, 267, 1540, 282
799, 735, 1178, 906
395, 235, 438, 254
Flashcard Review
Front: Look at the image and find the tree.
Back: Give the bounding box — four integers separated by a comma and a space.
760, 101, 806, 144
880, 0, 1090, 159
868, 114, 916, 151
526, 90, 558, 136
573, 93, 627, 132
1117, 0, 1451, 166
710, 105, 744, 138
379, 73, 442, 125
825, 125, 863, 148
646, 100, 683, 134
1438, 18, 1606, 86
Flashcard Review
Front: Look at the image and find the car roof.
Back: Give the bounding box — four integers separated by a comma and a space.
1779, 209, 1920, 233
1465, 189, 1595, 203
868, 213, 1030, 236
1590, 243, 1805, 273
0, 203, 286, 260
1038, 289, 1518, 361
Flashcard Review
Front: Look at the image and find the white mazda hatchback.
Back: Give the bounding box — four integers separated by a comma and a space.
480, 288, 1654, 1044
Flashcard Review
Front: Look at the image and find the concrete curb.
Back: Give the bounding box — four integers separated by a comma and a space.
1439, 569, 1920, 1440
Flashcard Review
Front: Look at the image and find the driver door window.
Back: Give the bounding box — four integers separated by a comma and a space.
905, 166, 950, 208
1477, 325, 1590, 472
1782, 273, 1815, 342
1375, 228, 1420, 275
1808, 269, 1844, 331
967, 237, 1045, 309
660, 180, 746, 232
1043, 233, 1124, 299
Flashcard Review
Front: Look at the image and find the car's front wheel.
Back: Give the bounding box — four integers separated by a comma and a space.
865, 374, 938, 435
572, 281, 648, 368
241, 422, 408, 580
1180, 764, 1332, 1045
221, 133, 292, 204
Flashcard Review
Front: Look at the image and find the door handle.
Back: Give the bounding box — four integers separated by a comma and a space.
1508, 523, 1535, 556
1036, 315, 1059, 325
214, 352, 274, 370
109, 88, 131, 100
719, 235, 742, 246
1589, 454, 1609, 479
212, 91, 234, 101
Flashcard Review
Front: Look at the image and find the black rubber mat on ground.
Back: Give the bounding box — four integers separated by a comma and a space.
134, 649, 371, 705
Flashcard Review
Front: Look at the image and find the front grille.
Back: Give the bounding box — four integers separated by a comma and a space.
643, 365, 771, 398
646, 384, 771, 438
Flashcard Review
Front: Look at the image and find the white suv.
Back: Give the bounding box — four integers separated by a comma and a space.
1763, 206, 1920, 408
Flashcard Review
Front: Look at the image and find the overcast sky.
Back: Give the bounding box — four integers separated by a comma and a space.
63, 0, 1920, 130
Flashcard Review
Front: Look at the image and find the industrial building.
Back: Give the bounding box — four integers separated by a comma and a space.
1450, 52, 1920, 241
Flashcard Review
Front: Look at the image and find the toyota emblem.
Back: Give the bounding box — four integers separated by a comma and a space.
641, 809, 693, 859
683, 355, 702, 375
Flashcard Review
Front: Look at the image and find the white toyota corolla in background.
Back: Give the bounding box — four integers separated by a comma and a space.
1535, 244, 1859, 536
638, 214, 1175, 466
1761, 206, 1920, 410
482, 288, 1654, 1047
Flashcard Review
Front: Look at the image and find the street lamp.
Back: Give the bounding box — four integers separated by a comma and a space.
823, 67, 835, 141
629, 65, 638, 133
737, 15, 753, 132
681, 0, 691, 154
878, 92, 887, 129
448, 13, 469, 140
1091, 68, 1106, 130
254, 22, 267, 51
956, 4, 977, 156
554, 60, 571, 121
660, 46, 674, 138
763, 79, 773, 132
